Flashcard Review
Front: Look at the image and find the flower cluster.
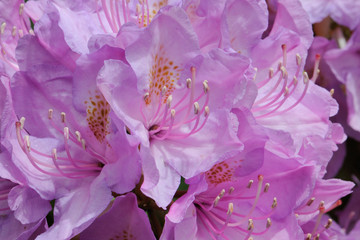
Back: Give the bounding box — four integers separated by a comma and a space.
0, 0, 359, 239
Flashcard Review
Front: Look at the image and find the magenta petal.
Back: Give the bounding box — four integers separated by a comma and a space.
166, 175, 208, 223
36, 175, 113, 240
80, 193, 155, 240
125, 6, 200, 93
140, 146, 181, 209
153, 110, 243, 180
73, 44, 126, 114
34, 10, 79, 71
97, 59, 150, 147
270, 0, 313, 49
232, 107, 268, 176
8, 185, 51, 224
0, 213, 46, 240
221, 0, 268, 55
100, 129, 141, 194
161, 204, 198, 240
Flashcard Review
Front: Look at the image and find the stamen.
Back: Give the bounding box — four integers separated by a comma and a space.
11, 26, 17, 37
144, 66, 211, 141
305, 233, 312, 240
324, 219, 332, 229
152, 109, 176, 141
1, 22, 5, 34
269, 68, 274, 78
293, 76, 298, 86
284, 87, 289, 96
247, 180, 254, 188
281, 44, 287, 67
52, 148, 57, 160
194, 102, 200, 114
15, 116, 103, 179
334, 27, 347, 49
204, 106, 210, 117
213, 196, 221, 207
162, 86, 167, 96
307, 197, 315, 206
330, 89, 334, 97
188, 66, 196, 116
311, 206, 325, 235
19, 3, 24, 16
203, 80, 209, 94
25, 135, 30, 151
61, 112, 66, 123
101, 0, 117, 32
266, 71, 309, 116
252, 68, 258, 81
263, 183, 270, 193
247, 219, 254, 231
272, 197, 277, 208
64, 127, 69, 139
227, 202, 233, 215
229, 187, 235, 194
314, 234, 320, 240
296, 54, 301, 66
20, 117, 25, 129
266, 218, 271, 228
253, 66, 287, 107
219, 189, 226, 198
114, 0, 122, 28
122, 0, 128, 23
311, 54, 321, 82
75, 131, 81, 142
186, 78, 192, 88
81, 139, 86, 150
109, 0, 119, 32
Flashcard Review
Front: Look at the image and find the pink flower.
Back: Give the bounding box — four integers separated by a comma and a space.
5, 19, 141, 238
161, 108, 321, 239
97, 6, 253, 208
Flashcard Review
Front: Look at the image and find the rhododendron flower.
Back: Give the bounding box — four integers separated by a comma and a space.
161, 108, 325, 239
0, 72, 49, 239
97, 6, 253, 208
4, 19, 141, 239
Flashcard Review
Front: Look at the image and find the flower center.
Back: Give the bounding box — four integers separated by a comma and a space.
141, 66, 210, 141
195, 175, 276, 239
